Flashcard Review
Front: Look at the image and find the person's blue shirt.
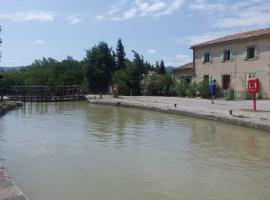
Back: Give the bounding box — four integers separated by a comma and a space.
210, 81, 217, 95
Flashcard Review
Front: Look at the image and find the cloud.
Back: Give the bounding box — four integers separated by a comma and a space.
95, 0, 185, 21
156, 0, 184, 16
188, 0, 270, 30
161, 54, 191, 67
189, 0, 224, 12
31, 40, 45, 45
68, 15, 82, 25
177, 31, 230, 46
175, 54, 192, 64
94, 15, 105, 20
213, 3, 270, 29
148, 49, 156, 54
0, 11, 56, 22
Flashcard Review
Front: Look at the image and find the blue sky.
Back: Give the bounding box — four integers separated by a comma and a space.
0, 0, 269, 67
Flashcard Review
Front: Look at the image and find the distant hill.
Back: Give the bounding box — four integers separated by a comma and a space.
165, 66, 175, 73
0, 66, 25, 71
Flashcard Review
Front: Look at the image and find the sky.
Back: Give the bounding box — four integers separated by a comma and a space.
0, 0, 270, 67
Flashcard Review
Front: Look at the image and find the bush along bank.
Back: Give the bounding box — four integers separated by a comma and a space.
138, 73, 221, 99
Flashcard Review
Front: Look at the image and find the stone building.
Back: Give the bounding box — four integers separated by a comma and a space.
191, 27, 270, 98
172, 62, 193, 84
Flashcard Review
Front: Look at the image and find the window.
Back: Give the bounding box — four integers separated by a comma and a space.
180, 76, 192, 84
201, 52, 212, 64
246, 73, 256, 80
203, 75, 209, 81
204, 53, 210, 63
243, 46, 259, 60
247, 47, 255, 59
224, 50, 231, 61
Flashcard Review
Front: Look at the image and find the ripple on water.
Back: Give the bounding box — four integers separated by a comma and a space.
0, 102, 270, 200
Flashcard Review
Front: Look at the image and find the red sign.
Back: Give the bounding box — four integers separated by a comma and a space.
248, 78, 260, 112
248, 78, 260, 94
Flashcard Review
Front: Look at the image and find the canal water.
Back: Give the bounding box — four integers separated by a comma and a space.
0, 102, 270, 200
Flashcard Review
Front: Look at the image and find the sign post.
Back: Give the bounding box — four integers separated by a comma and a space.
248, 78, 260, 112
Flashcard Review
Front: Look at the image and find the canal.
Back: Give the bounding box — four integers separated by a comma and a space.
0, 101, 270, 200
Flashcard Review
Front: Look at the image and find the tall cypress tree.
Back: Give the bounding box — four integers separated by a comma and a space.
159, 59, 166, 74
116, 39, 126, 70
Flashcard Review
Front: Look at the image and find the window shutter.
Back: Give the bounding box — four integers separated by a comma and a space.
243, 48, 248, 60
220, 52, 224, 62
209, 76, 213, 84
209, 54, 213, 63
201, 56, 205, 64
230, 49, 234, 61
255, 47, 259, 59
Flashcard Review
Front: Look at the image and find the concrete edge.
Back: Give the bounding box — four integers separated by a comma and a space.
87, 99, 270, 132
0, 102, 23, 117
0, 102, 28, 200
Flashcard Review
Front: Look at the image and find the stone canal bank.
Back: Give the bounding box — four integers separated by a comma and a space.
0, 102, 27, 200
86, 95, 270, 132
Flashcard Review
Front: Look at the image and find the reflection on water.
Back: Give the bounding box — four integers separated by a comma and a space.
0, 102, 270, 200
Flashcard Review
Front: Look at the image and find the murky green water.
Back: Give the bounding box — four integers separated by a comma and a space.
0, 102, 270, 200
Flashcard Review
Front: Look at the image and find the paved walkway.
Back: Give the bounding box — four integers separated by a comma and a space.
86, 95, 270, 131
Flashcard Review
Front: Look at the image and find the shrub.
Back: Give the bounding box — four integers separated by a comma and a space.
141, 73, 174, 96
173, 80, 189, 97
197, 79, 210, 98
226, 89, 235, 100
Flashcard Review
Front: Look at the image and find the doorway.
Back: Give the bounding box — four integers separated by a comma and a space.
222, 75, 231, 90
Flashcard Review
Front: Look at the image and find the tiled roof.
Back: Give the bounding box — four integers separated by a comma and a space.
173, 62, 193, 72
191, 27, 270, 48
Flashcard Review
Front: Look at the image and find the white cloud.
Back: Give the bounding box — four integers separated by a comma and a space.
161, 54, 191, 67
213, 3, 270, 29
177, 31, 230, 46
134, 0, 167, 16
68, 15, 82, 25
94, 15, 105, 20
156, 0, 184, 16
0, 11, 56, 22
95, 0, 185, 21
189, 0, 224, 12
175, 54, 192, 65
188, 0, 270, 30
148, 49, 156, 54
31, 40, 45, 45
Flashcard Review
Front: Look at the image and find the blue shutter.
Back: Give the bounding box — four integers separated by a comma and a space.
201, 56, 205, 64
209, 54, 213, 63
255, 47, 259, 59
209, 76, 213, 85
243, 48, 248, 60
230, 49, 234, 61
220, 51, 224, 62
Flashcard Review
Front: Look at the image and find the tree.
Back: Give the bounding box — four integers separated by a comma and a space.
131, 50, 148, 95
84, 42, 116, 93
155, 61, 160, 72
116, 39, 126, 70
159, 59, 166, 74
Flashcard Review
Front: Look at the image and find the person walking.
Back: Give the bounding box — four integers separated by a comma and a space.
210, 79, 217, 104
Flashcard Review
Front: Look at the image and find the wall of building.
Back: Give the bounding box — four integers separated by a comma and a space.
194, 37, 270, 98
173, 68, 194, 83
